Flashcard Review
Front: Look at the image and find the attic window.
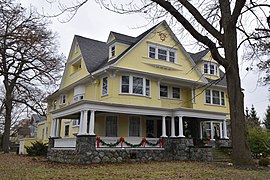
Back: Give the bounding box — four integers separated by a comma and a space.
148, 44, 176, 63
110, 45, 115, 58
72, 59, 82, 73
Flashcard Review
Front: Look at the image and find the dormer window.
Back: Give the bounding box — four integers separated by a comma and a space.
72, 59, 82, 73
203, 62, 218, 76
148, 44, 176, 63
110, 45, 115, 58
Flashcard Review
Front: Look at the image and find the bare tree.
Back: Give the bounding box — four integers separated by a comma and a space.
0, 0, 64, 153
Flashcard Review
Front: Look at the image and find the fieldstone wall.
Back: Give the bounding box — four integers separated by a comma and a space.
189, 147, 213, 161
47, 136, 213, 164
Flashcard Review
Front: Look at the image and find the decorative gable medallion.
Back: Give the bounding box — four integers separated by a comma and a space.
158, 32, 167, 41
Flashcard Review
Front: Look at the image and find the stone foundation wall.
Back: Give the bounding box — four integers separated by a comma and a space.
47, 136, 213, 164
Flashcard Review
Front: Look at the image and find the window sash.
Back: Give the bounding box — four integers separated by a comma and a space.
133, 76, 143, 95
149, 46, 155, 58
106, 116, 118, 137
172, 87, 180, 99
160, 85, 168, 97
111, 46, 115, 57
158, 49, 167, 60
129, 116, 140, 137
65, 125, 69, 136
102, 77, 108, 95
169, 51, 175, 62
121, 76, 129, 93
146, 79, 150, 96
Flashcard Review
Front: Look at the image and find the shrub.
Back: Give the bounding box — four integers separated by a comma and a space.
258, 158, 270, 167
248, 127, 270, 157
25, 141, 48, 156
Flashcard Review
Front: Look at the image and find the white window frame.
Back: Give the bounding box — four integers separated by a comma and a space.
148, 43, 177, 63
64, 124, 70, 136
59, 94, 67, 105
102, 77, 108, 96
72, 119, 80, 127
202, 62, 219, 76
159, 84, 181, 99
205, 89, 226, 106
105, 115, 118, 137
109, 44, 115, 58
128, 115, 141, 137
120, 75, 151, 97
74, 94, 84, 102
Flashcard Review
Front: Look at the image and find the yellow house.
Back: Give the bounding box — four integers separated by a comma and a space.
41, 21, 231, 163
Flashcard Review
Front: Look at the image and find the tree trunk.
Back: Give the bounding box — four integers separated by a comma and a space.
2, 90, 13, 153
224, 24, 253, 165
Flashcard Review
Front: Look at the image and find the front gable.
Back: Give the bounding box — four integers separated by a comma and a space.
112, 22, 206, 83
59, 37, 90, 90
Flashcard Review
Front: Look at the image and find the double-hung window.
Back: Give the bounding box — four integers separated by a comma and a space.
121, 75, 150, 97
102, 77, 108, 96
133, 76, 143, 95
160, 85, 181, 99
110, 45, 115, 58
148, 44, 176, 63
205, 89, 225, 106
129, 116, 141, 137
160, 85, 168, 98
106, 116, 118, 137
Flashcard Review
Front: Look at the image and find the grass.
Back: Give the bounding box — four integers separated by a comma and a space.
0, 153, 269, 179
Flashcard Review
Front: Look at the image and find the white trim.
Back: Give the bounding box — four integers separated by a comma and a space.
59, 94, 67, 105
205, 89, 226, 106
202, 61, 219, 76
159, 84, 181, 100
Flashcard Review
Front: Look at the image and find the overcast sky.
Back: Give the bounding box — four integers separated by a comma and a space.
22, 0, 269, 119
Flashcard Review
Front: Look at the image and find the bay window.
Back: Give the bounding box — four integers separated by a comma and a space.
205, 89, 225, 106
121, 75, 150, 96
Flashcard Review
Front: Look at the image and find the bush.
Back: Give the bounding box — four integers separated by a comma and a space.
248, 127, 270, 157
258, 158, 270, 167
25, 141, 48, 156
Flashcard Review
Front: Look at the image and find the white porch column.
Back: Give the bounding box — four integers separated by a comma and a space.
210, 121, 214, 140
171, 117, 176, 137
50, 119, 56, 137
89, 110, 95, 135
78, 110, 88, 135
223, 119, 229, 139
178, 116, 185, 137
219, 122, 223, 138
55, 119, 61, 137
161, 116, 167, 137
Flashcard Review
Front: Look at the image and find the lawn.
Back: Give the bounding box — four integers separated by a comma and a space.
0, 153, 269, 180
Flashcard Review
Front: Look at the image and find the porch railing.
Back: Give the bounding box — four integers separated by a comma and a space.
97, 137, 163, 148
54, 138, 76, 148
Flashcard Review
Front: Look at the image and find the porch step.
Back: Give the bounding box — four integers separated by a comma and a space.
212, 148, 232, 162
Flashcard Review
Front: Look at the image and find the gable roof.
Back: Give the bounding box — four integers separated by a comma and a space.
108, 31, 136, 45
75, 35, 108, 73
189, 49, 209, 64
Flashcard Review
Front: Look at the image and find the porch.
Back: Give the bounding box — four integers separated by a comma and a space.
47, 100, 230, 164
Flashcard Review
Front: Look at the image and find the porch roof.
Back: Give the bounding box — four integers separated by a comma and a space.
50, 100, 228, 120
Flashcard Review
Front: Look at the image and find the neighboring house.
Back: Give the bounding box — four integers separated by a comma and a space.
17, 114, 46, 154
41, 21, 231, 163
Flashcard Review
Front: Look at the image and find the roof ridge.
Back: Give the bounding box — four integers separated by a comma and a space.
75, 35, 106, 44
